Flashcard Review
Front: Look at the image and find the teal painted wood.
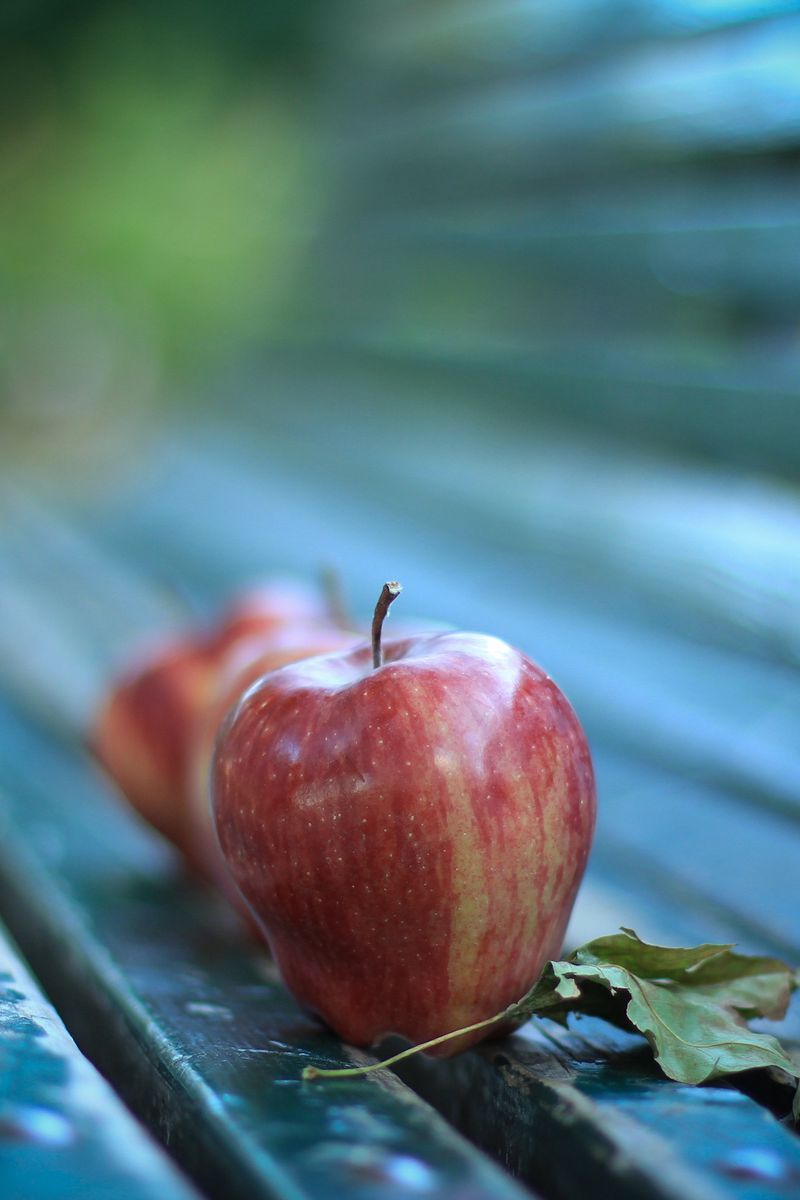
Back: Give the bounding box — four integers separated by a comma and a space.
0, 643, 798, 1200
388, 1019, 800, 1200
1, 4, 798, 1196
75, 418, 800, 823
5, 420, 798, 915
66, 421, 800, 954
9, 420, 793, 948
592, 749, 800, 963
301, 212, 800, 387
333, 13, 800, 172
294, 1, 800, 486
352, 193, 800, 308
353, 0, 800, 86
0, 698, 534, 1200
1, 430, 799, 1194
0, 917, 199, 1200
192, 380, 800, 669
278, 344, 800, 480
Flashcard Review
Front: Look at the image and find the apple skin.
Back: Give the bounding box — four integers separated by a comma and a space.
213, 630, 596, 1053
91, 579, 334, 865
187, 625, 363, 885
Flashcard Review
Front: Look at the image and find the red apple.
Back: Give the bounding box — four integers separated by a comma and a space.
91, 578, 336, 865
213, 583, 596, 1053
187, 624, 363, 885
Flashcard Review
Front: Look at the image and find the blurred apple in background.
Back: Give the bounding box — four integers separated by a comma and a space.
187, 623, 362, 888
91, 578, 337, 868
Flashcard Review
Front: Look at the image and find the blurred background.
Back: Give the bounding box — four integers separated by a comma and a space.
2, 0, 799, 484
0, 2, 798, 956
0, 0, 325, 472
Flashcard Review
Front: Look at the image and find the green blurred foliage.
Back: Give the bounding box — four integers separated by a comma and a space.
0, 2, 323, 466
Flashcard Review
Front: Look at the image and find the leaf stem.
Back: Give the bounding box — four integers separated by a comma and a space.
302, 1010, 507, 1081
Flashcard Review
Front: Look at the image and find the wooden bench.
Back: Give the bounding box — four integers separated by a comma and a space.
0, 398, 798, 1200
1, 2, 800, 1197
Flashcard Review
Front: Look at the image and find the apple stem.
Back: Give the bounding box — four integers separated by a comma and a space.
301, 1008, 509, 1082
371, 581, 402, 670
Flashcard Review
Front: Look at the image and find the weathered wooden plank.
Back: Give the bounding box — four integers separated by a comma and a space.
2, 451, 799, 1197
315, 3, 800, 375
5, 420, 799, 849
387, 1018, 800, 1200
202, 378, 800, 667
71, 422, 800, 822
1, 649, 798, 1200
4, 501, 799, 1035
16, 402, 800, 674
309, 204, 800, 364
0, 916, 199, 1200
5, 478, 799, 966
351, 0, 800, 86
350, 193, 800, 303
275, 342, 799, 479
19, 483, 800, 1155
592, 748, 800, 961
0, 697, 535, 1200
16, 431, 798, 948
0, 489, 181, 729
334, 13, 800, 172
295, 261, 761, 397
